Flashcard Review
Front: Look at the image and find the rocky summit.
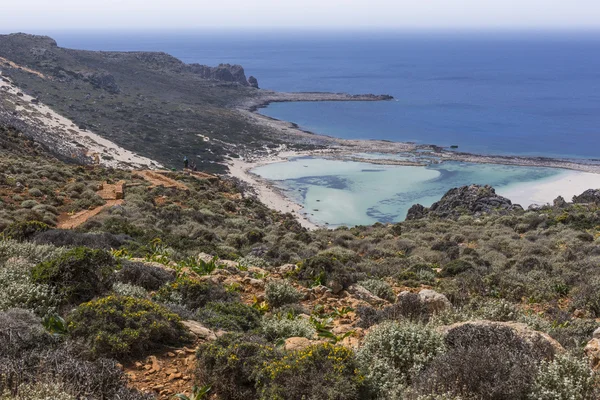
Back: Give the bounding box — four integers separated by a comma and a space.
406, 184, 523, 220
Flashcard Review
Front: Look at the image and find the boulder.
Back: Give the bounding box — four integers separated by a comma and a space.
181, 320, 217, 341
553, 196, 568, 208
439, 320, 564, 360
406, 204, 427, 220
407, 185, 523, 220
348, 284, 386, 306
573, 189, 600, 204
417, 289, 452, 314
248, 76, 259, 88
284, 337, 313, 351
585, 338, 600, 370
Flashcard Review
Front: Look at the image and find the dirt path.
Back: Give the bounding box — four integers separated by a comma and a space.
57, 199, 124, 229
136, 171, 188, 190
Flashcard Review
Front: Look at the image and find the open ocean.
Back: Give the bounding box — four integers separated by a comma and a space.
47, 30, 600, 225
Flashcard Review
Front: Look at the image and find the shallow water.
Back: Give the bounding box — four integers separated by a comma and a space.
252, 158, 563, 227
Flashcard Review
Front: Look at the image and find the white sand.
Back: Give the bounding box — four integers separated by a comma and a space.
227, 150, 321, 230
1, 73, 161, 169
499, 170, 600, 207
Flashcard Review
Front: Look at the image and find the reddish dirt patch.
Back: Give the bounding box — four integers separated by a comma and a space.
136, 171, 188, 190
57, 199, 124, 229
124, 345, 199, 399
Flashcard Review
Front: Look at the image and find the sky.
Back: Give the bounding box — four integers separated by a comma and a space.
2, 0, 600, 32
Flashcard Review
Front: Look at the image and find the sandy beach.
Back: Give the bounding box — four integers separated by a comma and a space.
227, 149, 322, 230
499, 170, 600, 208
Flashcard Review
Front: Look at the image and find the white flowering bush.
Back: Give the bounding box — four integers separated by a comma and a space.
112, 282, 148, 298
358, 279, 396, 302
261, 314, 316, 341
0, 257, 59, 316
357, 321, 446, 400
0, 382, 74, 400
265, 280, 303, 308
529, 353, 598, 400
0, 240, 65, 264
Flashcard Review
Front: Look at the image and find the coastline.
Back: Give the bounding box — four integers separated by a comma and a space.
226, 92, 600, 229
226, 150, 323, 230
236, 90, 600, 174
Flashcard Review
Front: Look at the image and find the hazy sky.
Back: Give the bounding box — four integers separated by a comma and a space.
2, 0, 600, 31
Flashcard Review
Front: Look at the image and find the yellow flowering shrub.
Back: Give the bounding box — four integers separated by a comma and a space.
67, 295, 190, 358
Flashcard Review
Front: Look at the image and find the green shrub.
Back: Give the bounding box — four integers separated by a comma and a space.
31, 247, 115, 304
153, 277, 232, 310
197, 334, 274, 400
358, 279, 395, 302
265, 280, 303, 309
256, 343, 367, 400
261, 314, 316, 341
67, 295, 189, 358
1, 221, 50, 241
357, 321, 445, 399
194, 301, 261, 332
440, 260, 473, 277
529, 353, 598, 400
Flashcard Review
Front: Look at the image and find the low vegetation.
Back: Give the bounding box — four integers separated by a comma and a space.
1, 129, 600, 399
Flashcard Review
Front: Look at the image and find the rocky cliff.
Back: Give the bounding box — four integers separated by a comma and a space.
406, 184, 523, 220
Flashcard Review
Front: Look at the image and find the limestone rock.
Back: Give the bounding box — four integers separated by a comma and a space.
585, 338, 600, 370
284, 337, 313, 351
181, 320, 217, 341
248, 76, 259, 88
553, 196, 568, 208
417, 289, 452, 314
407, 185, 523, 220
573, 189, 600, 204
348, 284, 386, 306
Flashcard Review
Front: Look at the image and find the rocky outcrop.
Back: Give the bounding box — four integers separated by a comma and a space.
188, 63, 256, 87
553, 195, 568, 208
248, 76, 259, 88
406, 185, 523, 220
573, 189, 600, 204
83, 71, 120, 94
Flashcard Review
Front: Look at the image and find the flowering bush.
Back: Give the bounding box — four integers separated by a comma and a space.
357, 321, 445, 399
67, 295, 189, 358
265, 280, 302, 309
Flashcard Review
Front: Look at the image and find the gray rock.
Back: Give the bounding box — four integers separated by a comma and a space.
406, 185, 523, 220
248, 76, 259, 88
418, 289, 452, 314
573, 189, 600, 204
553, 195, 568, 208
181, 320, 217, 341
349, 284, 386, 306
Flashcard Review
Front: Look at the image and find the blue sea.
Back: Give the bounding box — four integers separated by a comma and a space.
45, 30, 600, 225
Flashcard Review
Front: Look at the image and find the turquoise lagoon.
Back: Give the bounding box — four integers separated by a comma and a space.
251, 158, 565, 227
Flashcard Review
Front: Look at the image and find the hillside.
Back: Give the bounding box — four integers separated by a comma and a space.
2, 121, 600, 399
0, 33, 393, 173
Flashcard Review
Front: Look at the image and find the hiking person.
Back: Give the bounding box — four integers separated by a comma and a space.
183, 156, 189, 169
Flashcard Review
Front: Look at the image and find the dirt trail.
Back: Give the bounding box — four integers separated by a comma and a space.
57, 181, 126, 230
57, 199, 123, 229
136, 171, 189, 190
